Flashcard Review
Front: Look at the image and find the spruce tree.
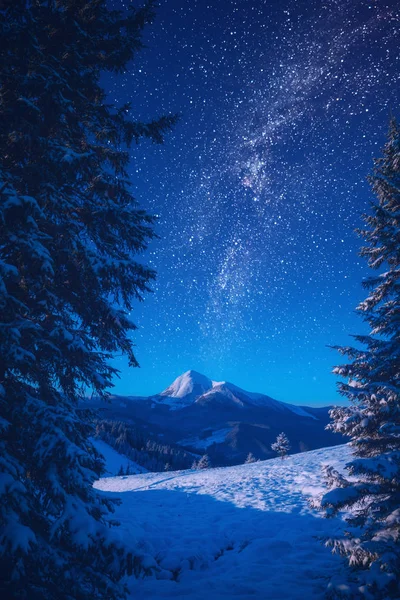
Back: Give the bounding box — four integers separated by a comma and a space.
245, 452, 256, 464
0, 1, 175, 598
198, 454, 212, 469
320, 120, 400, 599
271, 432, 290, 459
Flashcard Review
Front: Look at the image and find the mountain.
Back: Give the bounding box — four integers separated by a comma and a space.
89, 370, 344, 466
94, 444, 351, 597
153, 370, 316, 417
156, 370, 215, 408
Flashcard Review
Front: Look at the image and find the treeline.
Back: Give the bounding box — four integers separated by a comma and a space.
94, 419, 195, 472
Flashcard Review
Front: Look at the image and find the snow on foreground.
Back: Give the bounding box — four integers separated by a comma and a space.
94, 444, 351, 600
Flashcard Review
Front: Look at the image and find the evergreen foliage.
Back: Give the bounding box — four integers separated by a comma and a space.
320, 120, 400, 599
0, 1, 175, 598
245, 452, 256, 464
271, 432, 291, 459
94, 419, 193, 472
197, 454, 212, 469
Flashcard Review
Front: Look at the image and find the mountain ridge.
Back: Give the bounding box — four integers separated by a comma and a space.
152, 369, 317, 418
89, 369, 344, 466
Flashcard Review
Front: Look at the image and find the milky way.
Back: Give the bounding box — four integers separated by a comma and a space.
107, 0, 400, 402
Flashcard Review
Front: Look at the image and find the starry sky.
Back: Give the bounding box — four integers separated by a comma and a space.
106, 0, 400, 405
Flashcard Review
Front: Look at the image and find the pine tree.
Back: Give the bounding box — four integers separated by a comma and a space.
319, 120, 400, 599
271, 432, 290, 459
197, 454, 212, 469
245, 452, 256, 464
0, 1, 175, 598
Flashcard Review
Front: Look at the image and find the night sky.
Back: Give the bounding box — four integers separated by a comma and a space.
106, 0, 400, 405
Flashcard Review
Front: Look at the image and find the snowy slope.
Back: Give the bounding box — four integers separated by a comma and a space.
178, 427, 232, 449
95, 444, 351, 599
91, 438, 147, 476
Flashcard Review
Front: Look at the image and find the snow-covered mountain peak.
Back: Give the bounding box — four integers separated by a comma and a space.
154, 370, 316, 418
155, 370, 220, 408
160, 370, 214, 399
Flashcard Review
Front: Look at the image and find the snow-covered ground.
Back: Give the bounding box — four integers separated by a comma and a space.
177, 427, 232, 449
95, 444, 351, 599
91, 438, 147, 476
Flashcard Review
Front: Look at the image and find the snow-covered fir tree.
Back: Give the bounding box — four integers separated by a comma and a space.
0, 1, 175, 598
271, 433, 291, 459
320, 120, 400, 599
245, 452, 257, 464
198, 454, 212, 469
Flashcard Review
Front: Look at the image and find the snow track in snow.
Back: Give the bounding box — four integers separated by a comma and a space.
95, 444, 351, 599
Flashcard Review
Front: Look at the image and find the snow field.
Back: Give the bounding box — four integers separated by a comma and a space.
91, 438, 147, 476
94, 444, 351, 599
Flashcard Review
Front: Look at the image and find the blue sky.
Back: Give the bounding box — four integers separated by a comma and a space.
105, 0, 400, 405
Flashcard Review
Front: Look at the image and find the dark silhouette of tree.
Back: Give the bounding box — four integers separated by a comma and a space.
0, 1, 175, 598
320, 120, 400, 599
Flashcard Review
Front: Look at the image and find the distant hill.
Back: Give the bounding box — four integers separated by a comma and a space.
90, 438, 147, 477
88, 370, 344, 467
